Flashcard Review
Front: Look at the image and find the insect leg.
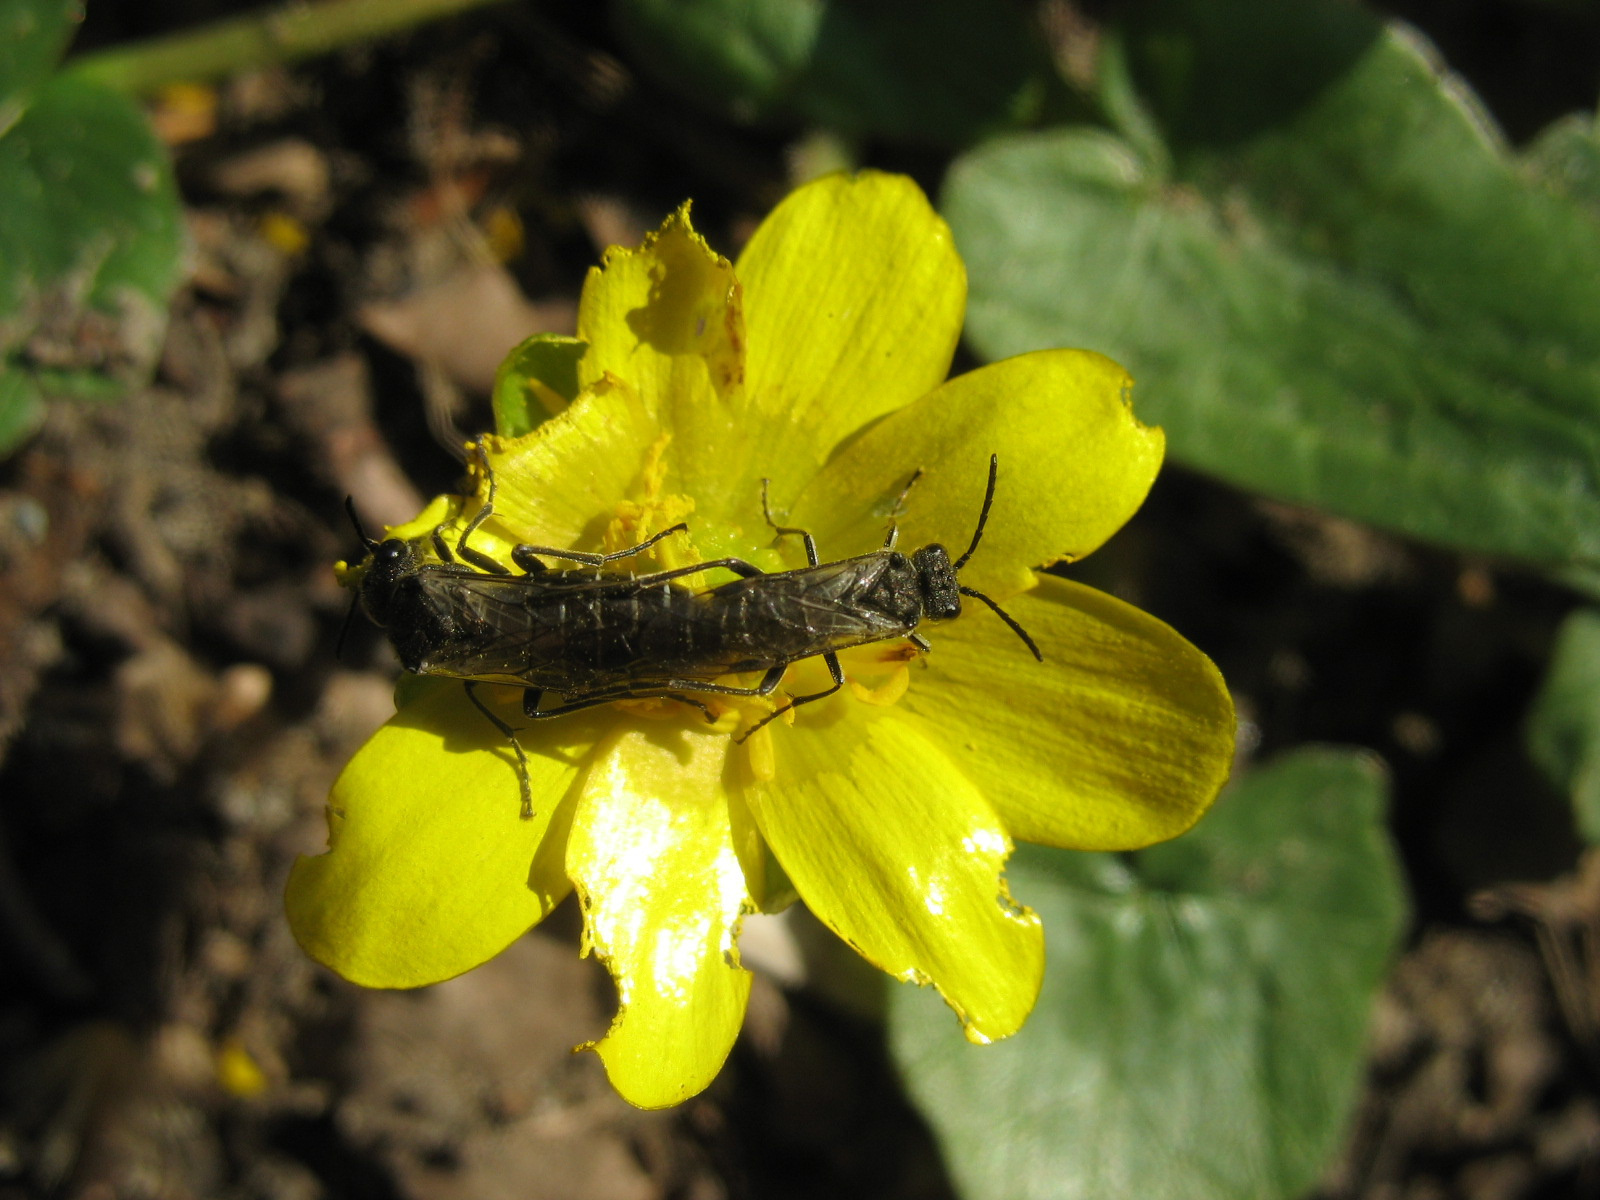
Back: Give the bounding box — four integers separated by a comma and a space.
889, 468, 924, 517
432, 528, 457, 563
447, 438, 514, 574
627, 668, 790, 701
671, 695, 720, 722
880, 467, 925, 550
733, 654, 845, 743
415, 440, 518, 572
674, 556, 767, 580
524, 689, 667, 719
608, 557, 767, 585
464, 682, 536, 819
761, 479, 820, 566
524, 685, 653, 719
522, 666, 789, 720
510, 522, 689, 572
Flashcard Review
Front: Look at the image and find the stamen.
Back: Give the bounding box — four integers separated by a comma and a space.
744, 724, 777, 782
850, 664, 911, 707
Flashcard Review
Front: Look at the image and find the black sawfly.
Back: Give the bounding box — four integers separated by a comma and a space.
342, 442, 1039, 817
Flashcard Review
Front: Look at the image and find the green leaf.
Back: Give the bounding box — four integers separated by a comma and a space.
1527, 609, 1600, 843
491, 333, 586, 438
0, 0, 78, 132
891, 748, 1406, 1200
0, 367, 44, 456
0, 71, 183, 429
944, 20, 1600, 568
1120, 0, 1379, 148
1525, 111, 1600, 214
611, 0, 1054, 146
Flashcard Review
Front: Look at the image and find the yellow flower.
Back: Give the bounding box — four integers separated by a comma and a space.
286, 172, 1235, 1109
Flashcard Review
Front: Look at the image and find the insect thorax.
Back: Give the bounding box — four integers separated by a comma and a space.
866, 552, 934, 627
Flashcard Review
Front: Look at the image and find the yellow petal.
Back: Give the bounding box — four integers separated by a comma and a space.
568, 726, 754, 1109
791, 349, 1163, 598
575, 204, 745, 477
898, 574, 1235, 850
466, 377, 785, 582
560, 201, 774, 528
736, 171, 967, 492
745, 715, 1043, 1042
459, 375, 666, 557
376, 491, 462, 546
285, 683, 599, 987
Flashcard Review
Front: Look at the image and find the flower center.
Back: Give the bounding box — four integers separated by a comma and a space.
591, 483, 924, 779
611, 642, 918, 784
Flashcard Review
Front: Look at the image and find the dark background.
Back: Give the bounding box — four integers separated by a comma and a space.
0, 2, 1597, 1196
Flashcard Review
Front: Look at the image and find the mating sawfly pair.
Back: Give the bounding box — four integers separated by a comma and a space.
342, 441, 1040, 818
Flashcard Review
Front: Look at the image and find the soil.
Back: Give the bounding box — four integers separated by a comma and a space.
1, 2, 1598, 1197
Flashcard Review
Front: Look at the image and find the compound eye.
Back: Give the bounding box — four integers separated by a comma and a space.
375, 540, 406, 564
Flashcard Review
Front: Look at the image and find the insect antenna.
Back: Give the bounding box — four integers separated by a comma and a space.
958, 585, 1043, 661
344, 495, 379, 551
953, 454, 999, 571
948, 457, 1042, 660
336, 496, 380, 662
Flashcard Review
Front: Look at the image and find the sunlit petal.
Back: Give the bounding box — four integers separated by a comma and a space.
736, 171, 967, 498
568, 725, 754, 1109
792, 350, 1164, 597
286, 682, 601, 987
744, 714, 1043, 1042
898, 574, 1235, 850
570, 205, 762, 528
577, 202, 744, 413
401, 375, 668, 567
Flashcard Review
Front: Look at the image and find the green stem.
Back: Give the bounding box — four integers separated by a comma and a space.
65, 0, 512, 95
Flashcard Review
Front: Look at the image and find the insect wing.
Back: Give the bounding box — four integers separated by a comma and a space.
782, 555, 918, 644
407, 568, 613, 684
707, 553, 918, 663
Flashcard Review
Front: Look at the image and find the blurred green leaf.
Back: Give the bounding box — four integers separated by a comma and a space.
1121, 0, 1379, 147
945, 16, 1600, 569
611, 0, 1054, 146
0, 44, 182, 454
1525, 111, 1600, 213
891, 748, 1405, 1200
0, 370, 43, 452
0, 0, 78, 130
1527, 609, 1600, 843
492, 333, 585, 438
